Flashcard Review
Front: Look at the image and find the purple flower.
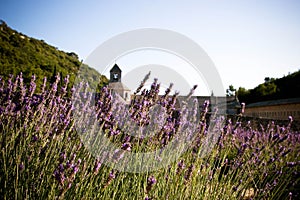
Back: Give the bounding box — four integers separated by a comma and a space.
276, 170, 282, 175
177, 160, 185, 174
93, 160, 102, 174
60, 152, 66, 162
146, 175, 156, 193
268, 157, 275, 164
287, 161, 299, 167
32, 135, 38, 142
109, 171, 115, 179
184, 164, 195, 181
277, 135, 288, 144
66, 160, 72, 169
72, 165, 79, 174
272, 133, 279, 140
147, 176, 156, 185
178, 160, 185, 169
71, 153, 76, 161
281, 148, 291, 157
121, 142, 132, 151
273, 178, 279, 186
53, 170, 65, 185
53, 170, 60, 181
104, 170, 116, 188
19, 162, 24, 171
232, 186, 237, 191
58, 164, 64, 172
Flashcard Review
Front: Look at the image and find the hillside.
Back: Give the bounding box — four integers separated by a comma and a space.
237, 69, 300, 104
0, 20, 108, 91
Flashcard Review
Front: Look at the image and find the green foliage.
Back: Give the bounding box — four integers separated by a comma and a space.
236, 87, 250, 98
237, 70, 300, 104
256, 82, 277, 96
226, 85, 236, 97
97, 75, 109, 92
0, 20, 108, 91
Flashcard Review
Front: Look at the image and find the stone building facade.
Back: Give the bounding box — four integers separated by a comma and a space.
244, 98, 300, 120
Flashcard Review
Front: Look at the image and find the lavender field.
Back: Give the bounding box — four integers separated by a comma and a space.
0, 73, 299, 199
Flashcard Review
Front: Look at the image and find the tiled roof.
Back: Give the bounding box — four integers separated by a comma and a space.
246, 97, 300, 108
110, 64, 122, 72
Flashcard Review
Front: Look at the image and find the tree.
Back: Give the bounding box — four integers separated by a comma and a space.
237, 87, 250, 102
96, 75, 109, 92
226, 85, 236, 96
264, 77, 270, 83
50, 66, 57, 84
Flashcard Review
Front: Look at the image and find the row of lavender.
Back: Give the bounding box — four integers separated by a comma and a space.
0, 73, 299, 199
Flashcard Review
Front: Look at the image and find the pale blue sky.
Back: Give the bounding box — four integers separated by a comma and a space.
1, 0, 300, 92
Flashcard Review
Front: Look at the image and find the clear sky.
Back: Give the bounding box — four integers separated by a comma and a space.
1, 0, 300, 93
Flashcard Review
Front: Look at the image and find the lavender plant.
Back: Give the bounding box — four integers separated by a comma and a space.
0, 73, 299, 199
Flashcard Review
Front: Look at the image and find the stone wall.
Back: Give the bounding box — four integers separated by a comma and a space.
244, 103, 300, 120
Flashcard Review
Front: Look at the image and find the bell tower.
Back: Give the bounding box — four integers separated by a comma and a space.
108, 64, 131, 102
110, 64, 122, 82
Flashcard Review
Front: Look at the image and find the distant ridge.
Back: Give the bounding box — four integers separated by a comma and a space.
0, 20, 108, 90
237, 69, 300, 104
